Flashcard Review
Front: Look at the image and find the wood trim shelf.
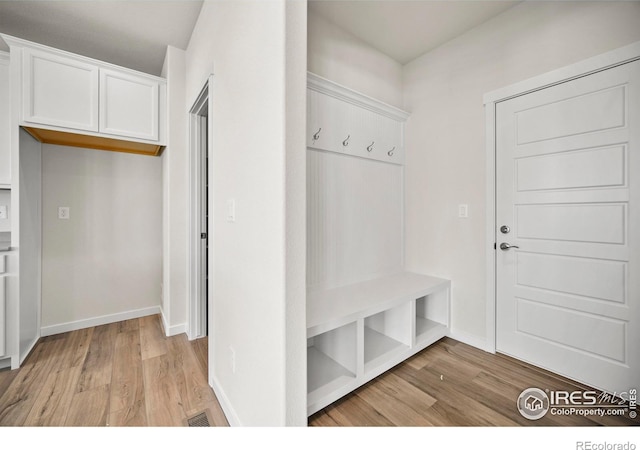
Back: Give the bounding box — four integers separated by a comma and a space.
22, 126, 164, 156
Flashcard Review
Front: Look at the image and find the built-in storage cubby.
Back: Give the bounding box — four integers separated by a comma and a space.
307, 322, 358, 413
306, 272, 450, 415
415, 288, 450, 347
364, 303, 411, 374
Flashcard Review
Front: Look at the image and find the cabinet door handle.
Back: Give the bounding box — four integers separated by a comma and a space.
342, 135, 350, 147
388, 146, 395, 156
367, 141, 374, 152
312, 128, 321, 143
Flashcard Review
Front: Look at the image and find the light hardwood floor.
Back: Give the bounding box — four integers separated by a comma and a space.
0, 314, 228, 426
1, 315, 637, 427
309, 337, 639, 427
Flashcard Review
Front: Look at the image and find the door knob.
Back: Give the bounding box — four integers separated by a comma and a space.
500, 242, 519, 250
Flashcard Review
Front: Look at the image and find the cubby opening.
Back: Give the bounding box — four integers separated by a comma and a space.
307, 321, 357, 406
415, 289, 449, 346
364, 303, 411, 373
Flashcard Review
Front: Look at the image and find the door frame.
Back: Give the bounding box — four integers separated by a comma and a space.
483, 41, 640, 354
188, 75, 214, 341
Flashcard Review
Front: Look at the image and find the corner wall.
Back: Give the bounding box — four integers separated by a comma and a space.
161, 45, 188, 336
185, 0, 306, 426
307, 10, 403, 109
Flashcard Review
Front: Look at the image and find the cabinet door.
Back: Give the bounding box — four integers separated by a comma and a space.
99, 69, 159, 141
22, 48, 99, 132
0, 54, 10, 185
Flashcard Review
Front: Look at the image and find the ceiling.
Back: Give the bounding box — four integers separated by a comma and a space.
0, 0, 204, 75
0, 0, 521, 76
309, 0, 521, 65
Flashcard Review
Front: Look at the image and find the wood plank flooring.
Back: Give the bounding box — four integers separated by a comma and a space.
1, 316, 637, 427
309, 337, 639, 427
0, 315, 228, 426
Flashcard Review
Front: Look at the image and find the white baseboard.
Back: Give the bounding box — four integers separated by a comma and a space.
448, 328, 492, 353
209, 373, 241, 426
159, 307, 187, 337
40, 306, 161, 337
19, 335, 39, 365
0, 357, 10, 370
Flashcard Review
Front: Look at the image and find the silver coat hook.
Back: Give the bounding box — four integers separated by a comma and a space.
342, 135, 350, 147
312, 128, 321, 142
367, 141, 374, 152
388, 146, 395, 156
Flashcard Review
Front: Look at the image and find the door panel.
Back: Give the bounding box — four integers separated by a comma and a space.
496, 60, 640, 394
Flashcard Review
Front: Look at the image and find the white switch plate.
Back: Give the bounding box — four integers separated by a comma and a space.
458, 204, 469, 218
0, 205, 7, 220
226, 199, 236, 222
58, 206, 70, 220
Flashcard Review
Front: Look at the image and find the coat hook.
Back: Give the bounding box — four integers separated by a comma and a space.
342, 135, 350, 147
367, 141, 374, 152
312, 128, 321, 143
388, 146, 395, 156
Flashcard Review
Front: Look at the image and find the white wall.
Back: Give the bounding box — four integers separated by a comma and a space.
161, 45, 188, 336
0, 189, 10, 232
185, 0, 306, 426
402, 1, 640, 344
308, 11, 403, 109
41, 145, 162, 333
18, 129, 40, 360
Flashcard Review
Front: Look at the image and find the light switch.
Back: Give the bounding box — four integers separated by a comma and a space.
458, 204, 469, 218
58, 206, 70, 220
226, 199, 235, 222
0, 205, 7, 220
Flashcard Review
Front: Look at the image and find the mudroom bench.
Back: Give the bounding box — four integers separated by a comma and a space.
306, 271, 451, 416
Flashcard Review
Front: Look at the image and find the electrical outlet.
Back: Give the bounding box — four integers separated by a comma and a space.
0, 205, 7, 220
58, 206, 70, 220
458, 204, 469, 218
226, 199, 236, 222
229, 345, 236, 374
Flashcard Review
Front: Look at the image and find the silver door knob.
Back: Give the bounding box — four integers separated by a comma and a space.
500, 242, 519, 250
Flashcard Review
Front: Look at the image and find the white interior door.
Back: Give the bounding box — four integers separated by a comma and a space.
496, 60, 640, 394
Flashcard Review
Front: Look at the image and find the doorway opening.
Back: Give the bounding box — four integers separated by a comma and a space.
189, 77, 213, 341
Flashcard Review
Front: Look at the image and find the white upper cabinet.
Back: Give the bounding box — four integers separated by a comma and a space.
99, 69, 159, 141
1, 34, 165, 152
0, 52, 10, 185
22, 47, 99, 132
307, 73, 409, 165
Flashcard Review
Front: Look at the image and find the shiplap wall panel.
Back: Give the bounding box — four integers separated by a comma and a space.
307, 149, 403, 291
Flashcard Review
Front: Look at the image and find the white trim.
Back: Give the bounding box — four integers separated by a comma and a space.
484, 41, 640, 104
209, 373, 239, 426
160, 306, 187, 337
484, 101, 497, 354
0, 357, 10, 370
0, 51, 8, 63
484, 40, 640, 356
0, 34, 166, 82
448, 328, 490, 353
308, 72, 410, 121
188, 76, 212, 341
19, 335, 38, 365
40, 306, 161, 337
